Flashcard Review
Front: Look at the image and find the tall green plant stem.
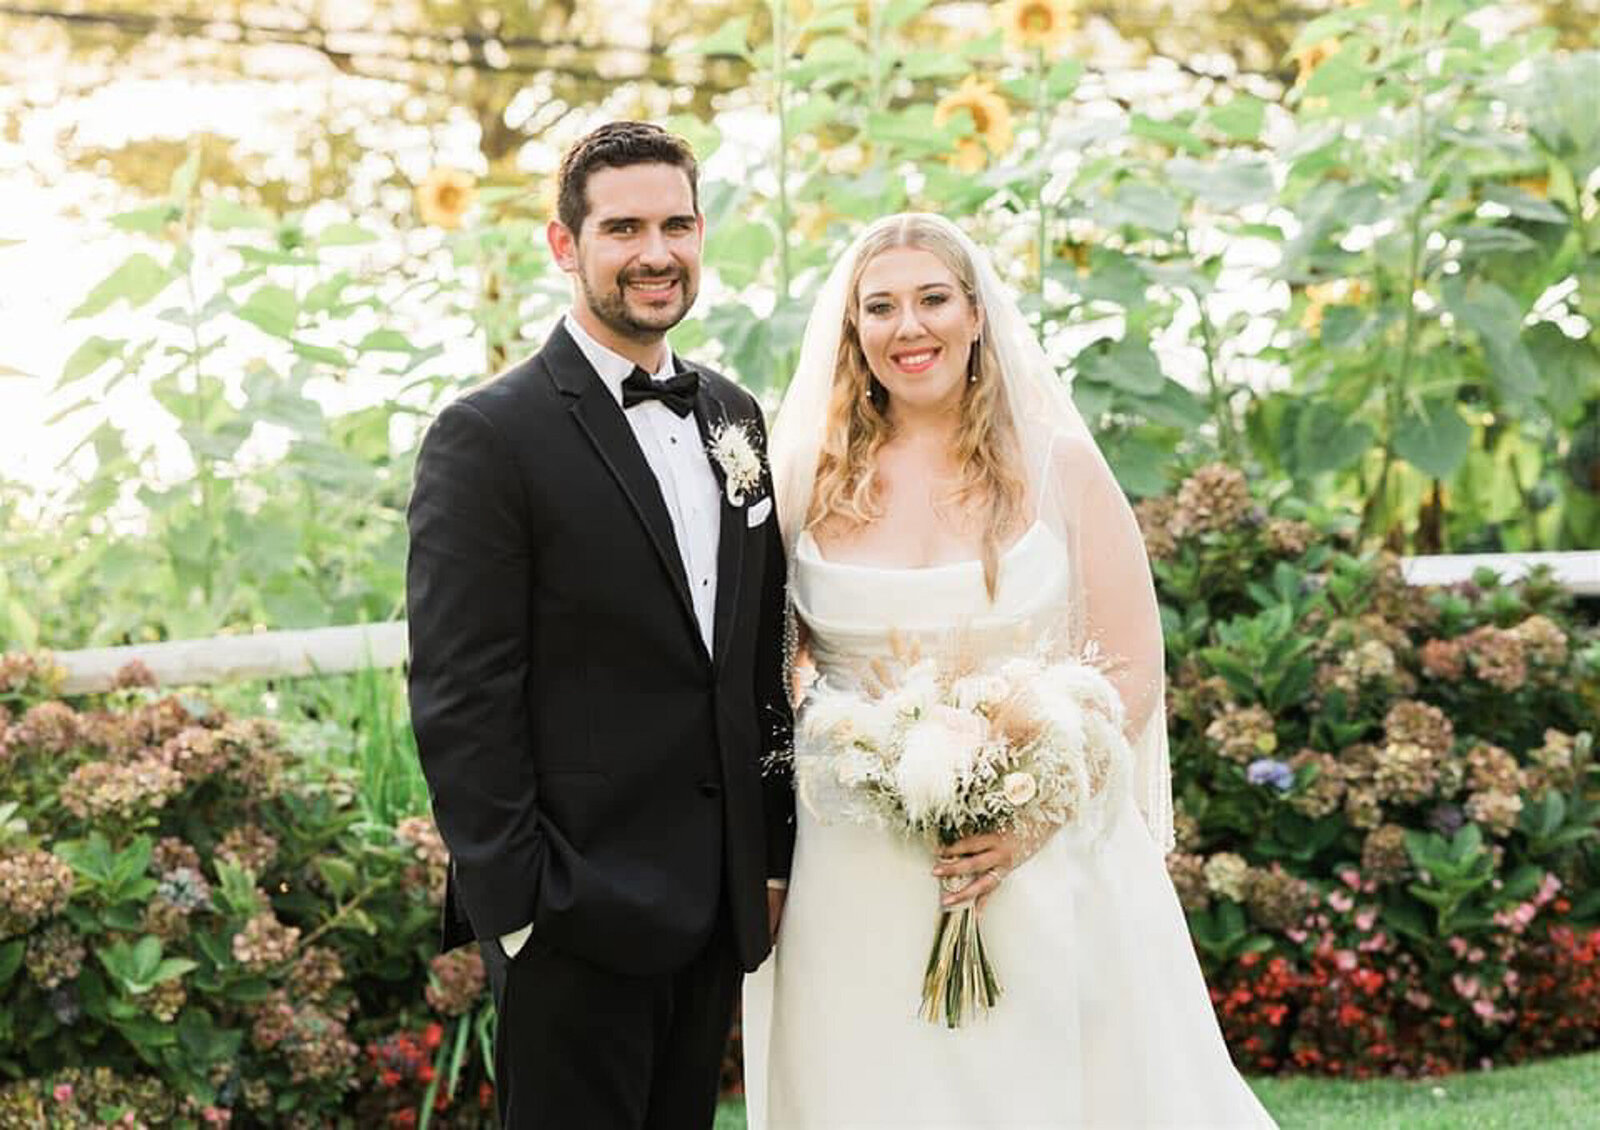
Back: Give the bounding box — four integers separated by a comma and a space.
1034, 46, 1049, 294
1364, 0, 1433, 542
772, 0, 792, 302
180, 202, 217, 608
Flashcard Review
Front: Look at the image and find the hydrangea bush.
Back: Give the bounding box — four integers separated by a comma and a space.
0, 659, 493, 1128
1146, 464, 1600, 1077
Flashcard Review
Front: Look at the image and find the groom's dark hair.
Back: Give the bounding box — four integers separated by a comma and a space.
556, 121, 700, 240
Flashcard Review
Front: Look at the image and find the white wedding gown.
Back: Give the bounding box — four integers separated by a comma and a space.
742, 521, 1277, 1130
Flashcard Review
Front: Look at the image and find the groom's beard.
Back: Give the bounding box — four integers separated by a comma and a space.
581, 267, 697, 343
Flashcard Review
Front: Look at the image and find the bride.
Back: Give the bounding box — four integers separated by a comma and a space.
743, 213, 1276, 1129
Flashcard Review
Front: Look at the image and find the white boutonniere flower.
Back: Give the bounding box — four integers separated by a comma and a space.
706, 420, 763, 506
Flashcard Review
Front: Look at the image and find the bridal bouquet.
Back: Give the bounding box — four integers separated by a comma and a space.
794, 644, 1132, 1028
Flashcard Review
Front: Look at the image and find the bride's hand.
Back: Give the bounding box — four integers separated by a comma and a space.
932, 830, 1039, 911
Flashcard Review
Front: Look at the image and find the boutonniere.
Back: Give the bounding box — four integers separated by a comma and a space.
706, 419, 764, 506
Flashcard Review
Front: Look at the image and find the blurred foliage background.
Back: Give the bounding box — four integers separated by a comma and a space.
1, 0, 1598, 651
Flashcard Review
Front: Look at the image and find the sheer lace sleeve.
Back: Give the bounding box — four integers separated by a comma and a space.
1043, 432, 1174, 852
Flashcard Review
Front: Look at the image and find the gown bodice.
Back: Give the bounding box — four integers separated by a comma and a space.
792, 520, 1072, 683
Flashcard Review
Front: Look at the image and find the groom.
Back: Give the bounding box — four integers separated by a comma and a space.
405, 121, 795, 1129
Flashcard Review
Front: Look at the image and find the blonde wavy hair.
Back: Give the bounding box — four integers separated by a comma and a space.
806, 216, 1028, 598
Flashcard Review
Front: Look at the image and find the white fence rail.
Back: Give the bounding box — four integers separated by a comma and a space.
43, 551, 1600, 694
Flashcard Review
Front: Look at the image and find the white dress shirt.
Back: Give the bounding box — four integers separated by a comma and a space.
500, 313, 724, 959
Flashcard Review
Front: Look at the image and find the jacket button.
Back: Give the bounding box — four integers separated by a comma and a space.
698, 781, 723, 798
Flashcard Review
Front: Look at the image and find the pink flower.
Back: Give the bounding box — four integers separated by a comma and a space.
1286, 928, 1308, 943
1537, 873, 1563, 904
1452, 973, 1480, 999
1514, 903, 1537, 927
1328, 891, 1354, 913
1334, 949, 1357, 971
1355, 908, 1377, 932
1472, 999, 1497, 1020
53, 1084, 73, 1103
1339, 868, 1361, 890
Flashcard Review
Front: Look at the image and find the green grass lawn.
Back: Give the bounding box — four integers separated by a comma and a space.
715, 1050, 1600, 1128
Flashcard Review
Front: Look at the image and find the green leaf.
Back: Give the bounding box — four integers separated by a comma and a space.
356, 329, 416, 354
168, 148, 201, 202
206, 198, 276, 230
690, 15, 751, 58
1047, 59, 1084, 100
1165, 158, 1275, 210
1394, 396, 1471, 480
705, 218, 776, 289
1095, 183, 1181, 234
110, 205, 179, 234
1294, 403, 1373, 475
1441, 278, 1540, 406
1129, 114, 1206, 156
290, 340, 348, 367
882, 0, 933, 29
313, 222, 378, 247
236, 284, 299, 339
70, 253, 174, 319
1206, 95, 1266, 142
1076, 334, 1165, 395
0, 940, 23, 987
1479, 184, 1567, 225
59, 336, 128, 388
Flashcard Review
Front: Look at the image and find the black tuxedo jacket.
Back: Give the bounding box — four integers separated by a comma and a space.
405, 322, 796, 977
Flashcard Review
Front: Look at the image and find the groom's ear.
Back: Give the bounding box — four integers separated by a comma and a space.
547, 219, 579, 274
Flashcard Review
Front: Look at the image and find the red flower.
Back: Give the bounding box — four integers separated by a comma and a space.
423, 1022, 444, 1050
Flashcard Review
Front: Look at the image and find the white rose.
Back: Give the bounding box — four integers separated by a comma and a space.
1003, 771, 1038, 807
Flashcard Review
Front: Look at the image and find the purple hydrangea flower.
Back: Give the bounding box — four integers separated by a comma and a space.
1247, 757, 1295, 793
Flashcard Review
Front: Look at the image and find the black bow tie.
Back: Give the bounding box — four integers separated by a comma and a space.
621, 365, 699, 418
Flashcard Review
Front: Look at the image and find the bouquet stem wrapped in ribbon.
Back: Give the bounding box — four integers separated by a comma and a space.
793, 642, 1133, 1028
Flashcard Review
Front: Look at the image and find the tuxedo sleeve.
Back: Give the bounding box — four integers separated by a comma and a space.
406, 399, 545, 940
749, 405, 797, 882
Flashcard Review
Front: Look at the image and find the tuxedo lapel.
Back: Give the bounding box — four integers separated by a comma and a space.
693, 376, 745, 674
539, 325, 702, 654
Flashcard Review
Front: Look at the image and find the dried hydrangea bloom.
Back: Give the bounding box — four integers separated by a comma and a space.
1287, 749, 1345, 818
1244, 865, 1313, 931
110, 660, 158, 690
232, 912, 301, 970
159, 726, 229, 783
1466, 789, 1523, 838
425, 948, 487, 1017
1462, 624, 1527, 692
283, 1008, 359, 1084
152, 836, 204, 877
1171, 463, 1252, 538
217, 824, 280, 877
1171, 801, 1203, 853
1205, 704, 1277, 764
1165, 852, 1210, 912
1512, 614, 1568, 668
1134, 496, 1178, 561
1373, 740, 1441, 806
24, 923, 85, 989
1526, 729, 1580, 795
1262, 517, 1313, 557
1202, 852, 1252, 902
1419, 637, 1466, 680
144, 978, 186, 1023
9, 701, 81, 757
59, 756, 184, 822
1360, 824, 1411, 884
0, 849, 74, 936
1465, 742, 1524, 795
292, 946, 345, 1003
1343, 784, 1382, 830
1383, 700, 1455, 755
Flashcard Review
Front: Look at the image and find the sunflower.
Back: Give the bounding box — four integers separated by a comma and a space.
1292, 39, 1340, 90
1301, 277, 1371, 334
996, 0, 1076, 53
415, 167, 477, 230
934, 77, 1014, 169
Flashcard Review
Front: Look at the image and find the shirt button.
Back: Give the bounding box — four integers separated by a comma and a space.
669, 436, 677, 444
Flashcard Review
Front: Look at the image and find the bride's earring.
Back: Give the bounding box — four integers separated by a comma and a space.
967, 335, 981, 384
